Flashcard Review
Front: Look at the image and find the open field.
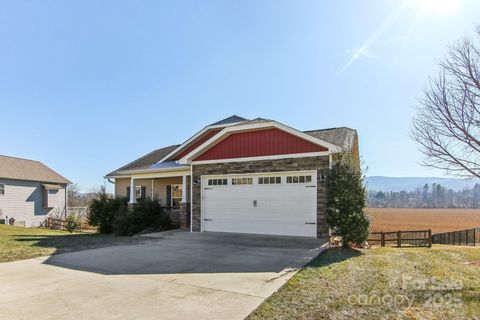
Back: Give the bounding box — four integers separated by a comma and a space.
248, 246, 480, 320
0, 225, 138, 263
368, 208, 480, 233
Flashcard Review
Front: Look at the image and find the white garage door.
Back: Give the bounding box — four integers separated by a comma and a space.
202, 171, 317, 238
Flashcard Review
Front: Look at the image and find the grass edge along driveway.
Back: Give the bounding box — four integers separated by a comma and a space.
248, 245, 480, 320
0, 225, 137, 263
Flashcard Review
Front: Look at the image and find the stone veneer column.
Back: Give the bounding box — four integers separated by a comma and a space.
179, 202, 189, 230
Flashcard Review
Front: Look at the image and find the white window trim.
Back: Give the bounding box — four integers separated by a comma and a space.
171, 184, 182, 207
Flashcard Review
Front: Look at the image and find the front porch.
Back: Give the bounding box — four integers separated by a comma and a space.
113, 170, 191, 229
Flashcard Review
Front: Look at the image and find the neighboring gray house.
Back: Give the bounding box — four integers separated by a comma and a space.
0, 155, 71, 227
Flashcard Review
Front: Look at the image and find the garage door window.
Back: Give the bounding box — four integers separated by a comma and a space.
208, 178, 228, 186
232, 177, 253, 185
0, 184, 4, 195
258, 177, 281, 184
286, 175, 312, 184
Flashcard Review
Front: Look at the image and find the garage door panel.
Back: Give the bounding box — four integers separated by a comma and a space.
202, 172, 317, 238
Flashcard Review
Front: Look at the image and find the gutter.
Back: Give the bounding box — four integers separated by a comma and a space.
104, 165, 191, 179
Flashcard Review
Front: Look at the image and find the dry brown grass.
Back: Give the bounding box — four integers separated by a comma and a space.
367, 208, 480, 233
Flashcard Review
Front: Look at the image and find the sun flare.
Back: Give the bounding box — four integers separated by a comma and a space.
410, 0, 462, 15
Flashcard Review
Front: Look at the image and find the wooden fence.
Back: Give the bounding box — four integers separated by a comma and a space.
368, 230, 432, 247
432, 228, 480, 246
45, 217, 97, 232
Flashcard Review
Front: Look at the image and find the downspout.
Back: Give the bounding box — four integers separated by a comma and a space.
65, 183, 68, 219
190, 165, 193, 233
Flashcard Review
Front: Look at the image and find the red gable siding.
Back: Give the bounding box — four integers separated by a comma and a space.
172, 129, 222, 160
194, 128, 327, 161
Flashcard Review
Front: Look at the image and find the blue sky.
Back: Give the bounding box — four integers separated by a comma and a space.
1, 0, 479, 192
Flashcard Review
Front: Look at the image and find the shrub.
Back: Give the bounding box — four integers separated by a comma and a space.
87, 189, 127, 234
87, 189, 171, 236
325, 154, 370, 247
112, 198, 171, 236
65, 214, 80, 233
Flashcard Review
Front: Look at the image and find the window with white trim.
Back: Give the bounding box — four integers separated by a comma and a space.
232, 177, 253, 185
258, 176, 281, 184
135, 186, 147, 200
0, 184, 4, 195
286, 175, 312, 184
207, 178, 228, 186
171, 184, 182, 209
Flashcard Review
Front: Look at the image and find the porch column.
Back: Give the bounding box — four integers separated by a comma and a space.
181, 175, 187, 202
179, 175, 189, 230
130, 177, 135, 204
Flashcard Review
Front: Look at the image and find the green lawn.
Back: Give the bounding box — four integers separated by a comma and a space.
248, 245, 480, 320
0, 225, 138, 263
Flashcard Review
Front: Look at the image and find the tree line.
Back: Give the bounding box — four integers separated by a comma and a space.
368, 183, 480, 208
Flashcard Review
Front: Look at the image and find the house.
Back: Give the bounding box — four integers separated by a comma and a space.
105, 116, 359, 238
0, 155, 71, 227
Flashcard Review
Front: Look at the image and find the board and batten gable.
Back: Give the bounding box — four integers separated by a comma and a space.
0, 178, 66, 227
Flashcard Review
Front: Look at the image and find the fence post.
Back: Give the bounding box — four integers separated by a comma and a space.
474, 229, 476, 247
428, 229, 432, 248
397, 231, 401, 247
381, 232, 385, 247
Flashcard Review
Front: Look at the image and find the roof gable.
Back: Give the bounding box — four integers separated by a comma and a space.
193, 128, 328, 161
178, 120, 341, 164
170, 129, 222, 160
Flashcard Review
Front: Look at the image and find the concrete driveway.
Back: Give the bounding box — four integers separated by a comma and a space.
0, 230, 326, 320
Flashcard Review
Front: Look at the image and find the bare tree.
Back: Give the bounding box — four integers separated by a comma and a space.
67, 182, 82, 207
412, 27, 480, 178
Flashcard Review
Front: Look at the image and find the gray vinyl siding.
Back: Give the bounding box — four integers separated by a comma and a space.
0, 178, 66, 227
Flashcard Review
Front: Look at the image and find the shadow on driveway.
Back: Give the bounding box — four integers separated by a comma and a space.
39, 231, 328, 275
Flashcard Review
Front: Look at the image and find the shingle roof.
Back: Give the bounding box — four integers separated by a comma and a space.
106, 145, 180, 177
232, 117, 272, 126
304, 127, 357, 151
210, 115, 249, 126
106, 122, 357, 178
0, 155, 71, 184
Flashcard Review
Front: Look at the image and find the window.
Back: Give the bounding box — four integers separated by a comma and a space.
232, 177, 253, 185
135, 186, 146, 200
0, 184, 4, 196
286, 175, 312, 184
258, 177, 281, 184
171, 184, 182, 209
207, 178, 228, 186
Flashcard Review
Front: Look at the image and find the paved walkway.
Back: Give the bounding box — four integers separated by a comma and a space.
0, 231, 326, 320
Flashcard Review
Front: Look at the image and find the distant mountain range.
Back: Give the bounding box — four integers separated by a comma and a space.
366, 176, 480, 192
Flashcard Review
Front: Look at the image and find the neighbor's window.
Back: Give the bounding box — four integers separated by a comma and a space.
171, 184, 182, 209
0, 184, 4, 195
232, 177, 253, 185
286, 175, 312, 184
207, 178, 228, 186
258, 177, 282, 184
